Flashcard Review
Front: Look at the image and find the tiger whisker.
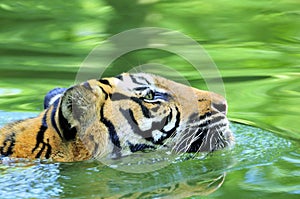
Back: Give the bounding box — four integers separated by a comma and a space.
172, 129, 197, 153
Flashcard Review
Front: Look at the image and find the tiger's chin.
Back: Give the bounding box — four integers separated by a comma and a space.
172, 112, 234, 154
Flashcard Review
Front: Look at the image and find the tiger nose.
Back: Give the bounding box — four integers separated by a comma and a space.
210, 93, 228, 115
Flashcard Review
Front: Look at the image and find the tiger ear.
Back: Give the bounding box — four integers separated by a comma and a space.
58, 80, 107, 140
58, 84, 96, 140
60, 86, 80, 126
57, 86, 81, 141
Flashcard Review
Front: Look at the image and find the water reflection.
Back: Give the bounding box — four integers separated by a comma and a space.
0, 118, 298, 198
57, 157, 230, 198
0, 154, 229, 199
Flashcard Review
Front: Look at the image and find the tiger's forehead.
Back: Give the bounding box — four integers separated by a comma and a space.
104, 73, 189, 97
111, 73, 157, 90
120, 73, 155, 85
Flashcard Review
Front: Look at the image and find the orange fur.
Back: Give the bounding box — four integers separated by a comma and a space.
0, 73, 234, 162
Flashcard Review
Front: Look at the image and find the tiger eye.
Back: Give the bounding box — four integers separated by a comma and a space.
144, 91, 154, 100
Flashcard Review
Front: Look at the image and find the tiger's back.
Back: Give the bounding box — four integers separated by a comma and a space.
0, 73, 234, 162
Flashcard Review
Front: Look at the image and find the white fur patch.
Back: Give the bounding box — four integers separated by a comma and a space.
48, 94, 63, 107
152, 130, 165, 142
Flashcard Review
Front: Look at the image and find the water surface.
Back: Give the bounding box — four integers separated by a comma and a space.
0, 116, 299, 198
0, 0, 299, 198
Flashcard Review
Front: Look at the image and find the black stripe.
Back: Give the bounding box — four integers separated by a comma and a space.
82, 81, 110, 99
127, 141, 155, 152
115, 75, 123, 81
158, 106, 181, 144
100, 104, 121, 157
99, 86, 109, 100
31, 109, 52, 159
32, 111, 48, 155
129, 74, 144, 85
98, 79, 112, 87
199, 112, 212, 121
197, 114, 225, 128
129, 74, 150, 85
165, 108, 173, 126
34, 134, 46, 158
58, 103, 77, 141
211, 115, 226, 123
198, 120, 210, 128
130, 97, 151, 118
111, 94, 152, 118
133, 86, 149, 91
187, 128, 208, 152
0, 132, 16, 156
120, 108, 152, 142
34, 139, 52, 159
111, 92, 128, 101
45, 139, 52, 158
137, 76, 151, 85
120, 108, 169, 144
50, 100, 63, 139
128, 109, 138, 125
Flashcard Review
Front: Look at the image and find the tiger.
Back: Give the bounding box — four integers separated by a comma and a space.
0, 73, 234, 162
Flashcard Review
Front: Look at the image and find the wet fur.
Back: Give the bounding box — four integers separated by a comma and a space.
0, 73, 234, 162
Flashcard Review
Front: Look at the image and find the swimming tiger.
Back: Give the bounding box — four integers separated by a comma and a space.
0, 73, 234, 162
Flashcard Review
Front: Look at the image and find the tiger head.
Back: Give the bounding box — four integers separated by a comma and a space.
57, 73, 234, 159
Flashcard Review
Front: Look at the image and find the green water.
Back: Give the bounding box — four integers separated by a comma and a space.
0, 0, 299, 198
